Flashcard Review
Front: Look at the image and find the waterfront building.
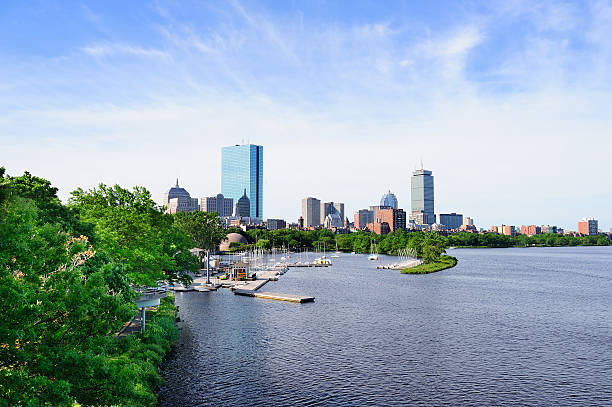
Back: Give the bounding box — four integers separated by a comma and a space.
492, 225, 516, 236
234, 190, 251, 217
163, 179, 198, 213
410, 169, 435, 225
354, 209, 374, 229
578, 218, 598, 235
302, 197, 321, 227
439, 213, 463, 230
201, 193, 234, 217
221, 143, 263, 218
376, 208, 406, 232
219, 232, 248, 251
266, 219, 286, 230
540, 225, 559, 234
521, 225, 541, 236
380, 190, 399, 209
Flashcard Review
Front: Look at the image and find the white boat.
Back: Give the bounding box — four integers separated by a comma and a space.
368, 241, 379, 261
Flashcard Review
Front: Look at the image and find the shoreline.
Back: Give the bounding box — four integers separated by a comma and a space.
401, 255, 458, 274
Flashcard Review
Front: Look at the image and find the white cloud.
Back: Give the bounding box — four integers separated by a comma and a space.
82, 43, 170, 59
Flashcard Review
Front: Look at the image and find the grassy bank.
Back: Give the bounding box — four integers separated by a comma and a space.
112, 294, 179, 406
401, 255, 458, 274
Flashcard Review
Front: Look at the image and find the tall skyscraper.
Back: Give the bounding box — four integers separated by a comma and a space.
221, 144, 263, 218
321, 202, 344, 223
411, 169, 435, 225
302, 197, 321, 227
380, 190, 398, 209
163, 179, 198, 213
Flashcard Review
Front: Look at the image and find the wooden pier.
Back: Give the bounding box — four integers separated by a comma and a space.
233, 289, 315, 303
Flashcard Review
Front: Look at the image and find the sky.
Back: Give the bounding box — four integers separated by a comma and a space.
1, 0, 611, 231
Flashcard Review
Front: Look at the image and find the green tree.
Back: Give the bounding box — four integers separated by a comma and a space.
174, 211, 227, 251
70, 184, 197, 285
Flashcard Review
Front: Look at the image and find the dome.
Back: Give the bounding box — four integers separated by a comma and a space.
380, 190, 398, 209
219, 233, 248, 251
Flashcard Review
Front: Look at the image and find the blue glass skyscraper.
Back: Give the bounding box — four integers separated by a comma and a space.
221, 144, 263, 218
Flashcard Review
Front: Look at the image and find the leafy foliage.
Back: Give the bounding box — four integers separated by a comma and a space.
70, 184, 198, 285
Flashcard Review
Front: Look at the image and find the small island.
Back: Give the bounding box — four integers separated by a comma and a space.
401, 255, 458, 274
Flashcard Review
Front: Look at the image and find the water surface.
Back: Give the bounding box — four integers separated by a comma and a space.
159, 247, 612, 406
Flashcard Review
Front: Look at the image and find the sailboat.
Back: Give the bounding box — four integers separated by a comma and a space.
331, 239, 341, 258
368, 241, 379, 261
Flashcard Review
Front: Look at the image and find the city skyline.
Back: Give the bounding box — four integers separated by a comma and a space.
2, 1, 611, 230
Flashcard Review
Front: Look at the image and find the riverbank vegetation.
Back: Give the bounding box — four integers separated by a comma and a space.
402, 255, 458, 274
0, 168, 209, 406
226, 228, 610, 254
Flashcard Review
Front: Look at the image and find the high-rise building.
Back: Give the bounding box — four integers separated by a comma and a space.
163, 179, 198, 213
354, 209, 374, 229
411, 169, 435, 225
578, 218, 598, 235
463, 217, 474, 226
320, 202, 344, 223
266, 219, 286, 230
201, 193, 234, 217
376, 208, 407, 232
439, 213, 463, 230
302, 197, 321, 227
380, 190, 398, 209
369, 205, 392, 223
221, 143, 263, 218
520, 225, 541, 236
234, 190, 251, 217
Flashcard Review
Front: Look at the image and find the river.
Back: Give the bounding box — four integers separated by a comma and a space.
159, 247, 612, 406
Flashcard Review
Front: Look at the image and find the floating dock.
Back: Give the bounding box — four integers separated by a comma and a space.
287, 264, 330, 268
233, 289, 315, 303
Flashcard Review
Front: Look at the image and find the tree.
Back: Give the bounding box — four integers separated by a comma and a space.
70, 184, 198, 285
173, 211, 227, 251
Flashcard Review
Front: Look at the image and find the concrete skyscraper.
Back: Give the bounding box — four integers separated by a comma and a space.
302, 197, 321, 227
410, 169, 435, 225
221, 144, 263, 218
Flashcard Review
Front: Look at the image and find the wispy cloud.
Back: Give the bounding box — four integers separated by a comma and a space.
82, 43, 171, 59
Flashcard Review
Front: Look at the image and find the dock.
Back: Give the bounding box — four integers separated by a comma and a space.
234, 289, 315, 303
287, 263, 330, 268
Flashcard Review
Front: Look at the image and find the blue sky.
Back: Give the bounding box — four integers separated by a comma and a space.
1, 0, 611, 230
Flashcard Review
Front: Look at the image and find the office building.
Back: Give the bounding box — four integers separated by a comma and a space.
323, 212, 343, 229
491, 225, 516, 236
380, 190, 398, 209
411, 169, 435, 225
302, 197, 321, 227
578, 218, 598, 235
439, 213, 463, 230
266, 219, 286, 230
376, 208, 406, 232
163, 179, 198, 213
463, 217, 474, 226
521, 225, 541, 236
201, 193, 233, 217
369, 205, 392, 223
234, 190, 251, 217
354, 209, 374, 229
321, 202, 344, 223
221, 143, 263, 218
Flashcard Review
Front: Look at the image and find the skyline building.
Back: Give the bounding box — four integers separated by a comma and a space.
380, 190, 398, 209
354, 209, 374, 229
439, 213, 463, 230
163, 179, 198, 214
302, 197, 321, 227
578, 218, 598, 235
321, 202, 344, 224
410, 169, 435, 225
221, 143, 263, 218
201, 193, 234, 217
234, 189, 251, 217
376, 208, 407, 232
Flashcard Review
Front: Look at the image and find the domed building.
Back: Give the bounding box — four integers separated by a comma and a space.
380, 190, 398, 209
219, 232, 249, 251
234, 189, 251, 217
163, 179, 198, 213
